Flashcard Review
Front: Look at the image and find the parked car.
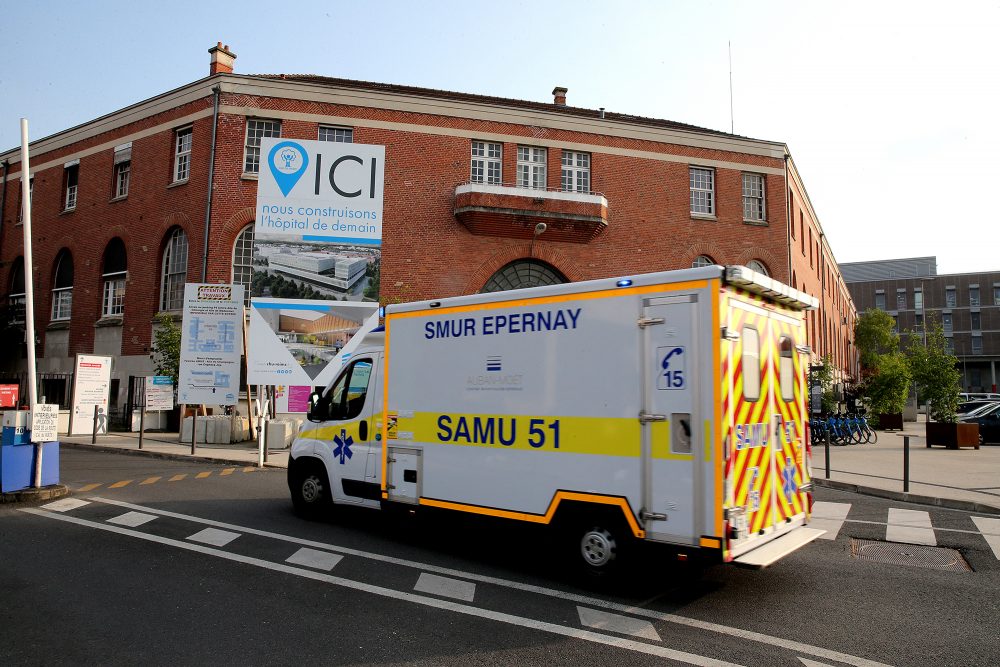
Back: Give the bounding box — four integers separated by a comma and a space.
959, 392, 1000, 402
959, 402, 1000, 445
958, 400, 999, 417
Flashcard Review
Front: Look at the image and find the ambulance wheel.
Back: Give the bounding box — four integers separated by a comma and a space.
290, 458, 331, 519
571, 516, 631, 577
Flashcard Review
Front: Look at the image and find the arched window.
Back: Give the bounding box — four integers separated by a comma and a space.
160, 228, 189, 311
480, 259, 566, 293
747, 260, 769, 276
51, 250, 74, 321
8, 256, 25, 324
692, 255, 715, 268
102, 239, 127, 317
232, 224, 254, 307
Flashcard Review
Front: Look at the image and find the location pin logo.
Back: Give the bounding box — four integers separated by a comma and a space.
267, 141, 309, 196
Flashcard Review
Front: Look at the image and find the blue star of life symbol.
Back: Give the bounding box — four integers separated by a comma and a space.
333, 429, 353, 465
782, 457, 797, 501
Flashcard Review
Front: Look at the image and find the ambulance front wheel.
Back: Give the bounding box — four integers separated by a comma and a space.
289, 457, 332, 519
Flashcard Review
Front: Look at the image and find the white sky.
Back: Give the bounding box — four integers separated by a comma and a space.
2, 0, 996, 274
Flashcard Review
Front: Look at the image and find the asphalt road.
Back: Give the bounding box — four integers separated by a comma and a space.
1, 449, 998, 666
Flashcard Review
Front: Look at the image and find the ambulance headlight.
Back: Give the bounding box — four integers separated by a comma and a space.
616, 279, 633, 287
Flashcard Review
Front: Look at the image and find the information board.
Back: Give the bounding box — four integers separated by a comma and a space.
0, 384, 18, 408
31, 403, 58, 442
178, 284, 244, 406
144, 376, 175, 411
69, 354, 112, 435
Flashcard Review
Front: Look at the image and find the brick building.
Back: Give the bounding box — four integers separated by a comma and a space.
843, 257, 1000, 392
0, 43, 857, 413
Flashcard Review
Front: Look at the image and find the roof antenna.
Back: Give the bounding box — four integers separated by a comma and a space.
728, 41, 734, 134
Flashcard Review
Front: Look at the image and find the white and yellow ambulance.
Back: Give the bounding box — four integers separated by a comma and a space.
288, 265, 825, 573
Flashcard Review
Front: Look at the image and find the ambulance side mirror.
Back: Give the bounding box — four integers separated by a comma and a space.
307, 392, 328, 423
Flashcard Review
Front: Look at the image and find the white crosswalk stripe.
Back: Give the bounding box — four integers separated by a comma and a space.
106, 511, 157, 528
886, 508, 935, 546
414, 572, 477, 602
577, 606, 662, 641
187, 527, 241, 547
41, 498, 90, 512
809, 501, 852, 540
970, 517, 1000, 560
286, 547, 343, 571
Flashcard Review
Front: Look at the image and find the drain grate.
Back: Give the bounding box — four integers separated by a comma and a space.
850, 539, 971, 572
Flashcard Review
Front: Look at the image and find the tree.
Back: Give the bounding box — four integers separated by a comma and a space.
906, 313, 961, 423
152, 313, 182, 382
812, 354, 837, 414
854, 309, 911, 417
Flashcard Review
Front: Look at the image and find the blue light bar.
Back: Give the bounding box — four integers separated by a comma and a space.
616, 279, 633, 287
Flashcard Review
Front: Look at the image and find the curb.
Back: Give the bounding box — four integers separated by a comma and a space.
60, 441, 288, 470
1, 484, 71, 504
813, 478, 1000, 515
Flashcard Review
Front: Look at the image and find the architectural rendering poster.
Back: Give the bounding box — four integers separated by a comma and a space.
178, 284, 244, 406
248, 299, 379, 387
69, 354, 113, 435
249, 138, 385, 390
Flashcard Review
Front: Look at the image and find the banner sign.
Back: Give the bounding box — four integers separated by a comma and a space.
248, 299, 378, 386
256, 138, 385, 246
0, 384, 18, 408
69, 354, 112, 435
178, 284, 244, 406
30, 403, 58, 442
144, 376, 175, 411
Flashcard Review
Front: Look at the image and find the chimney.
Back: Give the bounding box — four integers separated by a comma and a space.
209, 42, 236, 75
552, 86, 568, 106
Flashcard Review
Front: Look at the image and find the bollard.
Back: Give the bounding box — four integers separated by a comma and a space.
138, 409, 145, 450
92, 404, 99, 444
191, 410, 197, 455
903, 435, 910, 492
825, 428, 831, 479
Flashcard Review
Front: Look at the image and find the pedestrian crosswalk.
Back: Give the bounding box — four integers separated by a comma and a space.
811, 501, 1000, 558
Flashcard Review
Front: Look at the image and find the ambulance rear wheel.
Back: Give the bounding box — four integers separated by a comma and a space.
571, 516, 631, 577
290, 458, 331, 519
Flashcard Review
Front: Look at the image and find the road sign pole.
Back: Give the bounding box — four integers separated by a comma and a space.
20, 120, 43, 487
903, 435, 910, 492
138, 409, 145, 450
191, 409, 197, 455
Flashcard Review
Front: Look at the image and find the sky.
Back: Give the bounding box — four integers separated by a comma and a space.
2, 0, 997, 275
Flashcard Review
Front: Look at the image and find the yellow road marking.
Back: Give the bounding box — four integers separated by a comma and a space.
196, 472, 212, 479
108, 480, 132, 489
169, 474, 187, 482
77, 483, 102, 492
243, 467, 255, 473
220, 468, 235, 476
140, 477, 161, 485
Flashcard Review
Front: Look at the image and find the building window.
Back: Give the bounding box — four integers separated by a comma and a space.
692, 255, 715, 268
942, 312, 953, 333
969, 286, 980, 307
995, 286, 1000, 306
173, 127, 192, 182
690, 167, 714, 215
915, 312, 923, 328
875, 293, 886, 310
971, 311, 981, 331
480, 259, 566, 293
561, 150, 590, 193
914, 289, 923, 311
232, 224, 255, 308
7, 257, 25, 325
471, 141, 502, 185
101, 239, 127, 317
946, 287, 956, 308
113, 143, 131, 199
516, 146, 547, 190
746, 260, 769, 276
51, 250, 73, 321
160, 228, 189, 311
742, 173, 765, 221
16, 176, 33, 224
244, 119, 281, 174
318, 126, 353, 143
891, 315, 898, 333
972, 335, 983, 355
945, 338, 954, 353
896, 291, 906, 310
63, 163, 79, 211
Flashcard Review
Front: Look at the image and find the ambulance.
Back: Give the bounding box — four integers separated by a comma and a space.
288, 265, 825, 573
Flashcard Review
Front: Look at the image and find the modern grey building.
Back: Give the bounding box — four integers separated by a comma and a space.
843, 257, 1000, 392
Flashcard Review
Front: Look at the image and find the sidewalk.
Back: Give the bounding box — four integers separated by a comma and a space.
811, 415, 1000, 514
60, 431, 289, 468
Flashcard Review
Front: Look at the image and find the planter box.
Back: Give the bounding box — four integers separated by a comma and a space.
926, 422, 980, 450
877, 413, 904, 431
